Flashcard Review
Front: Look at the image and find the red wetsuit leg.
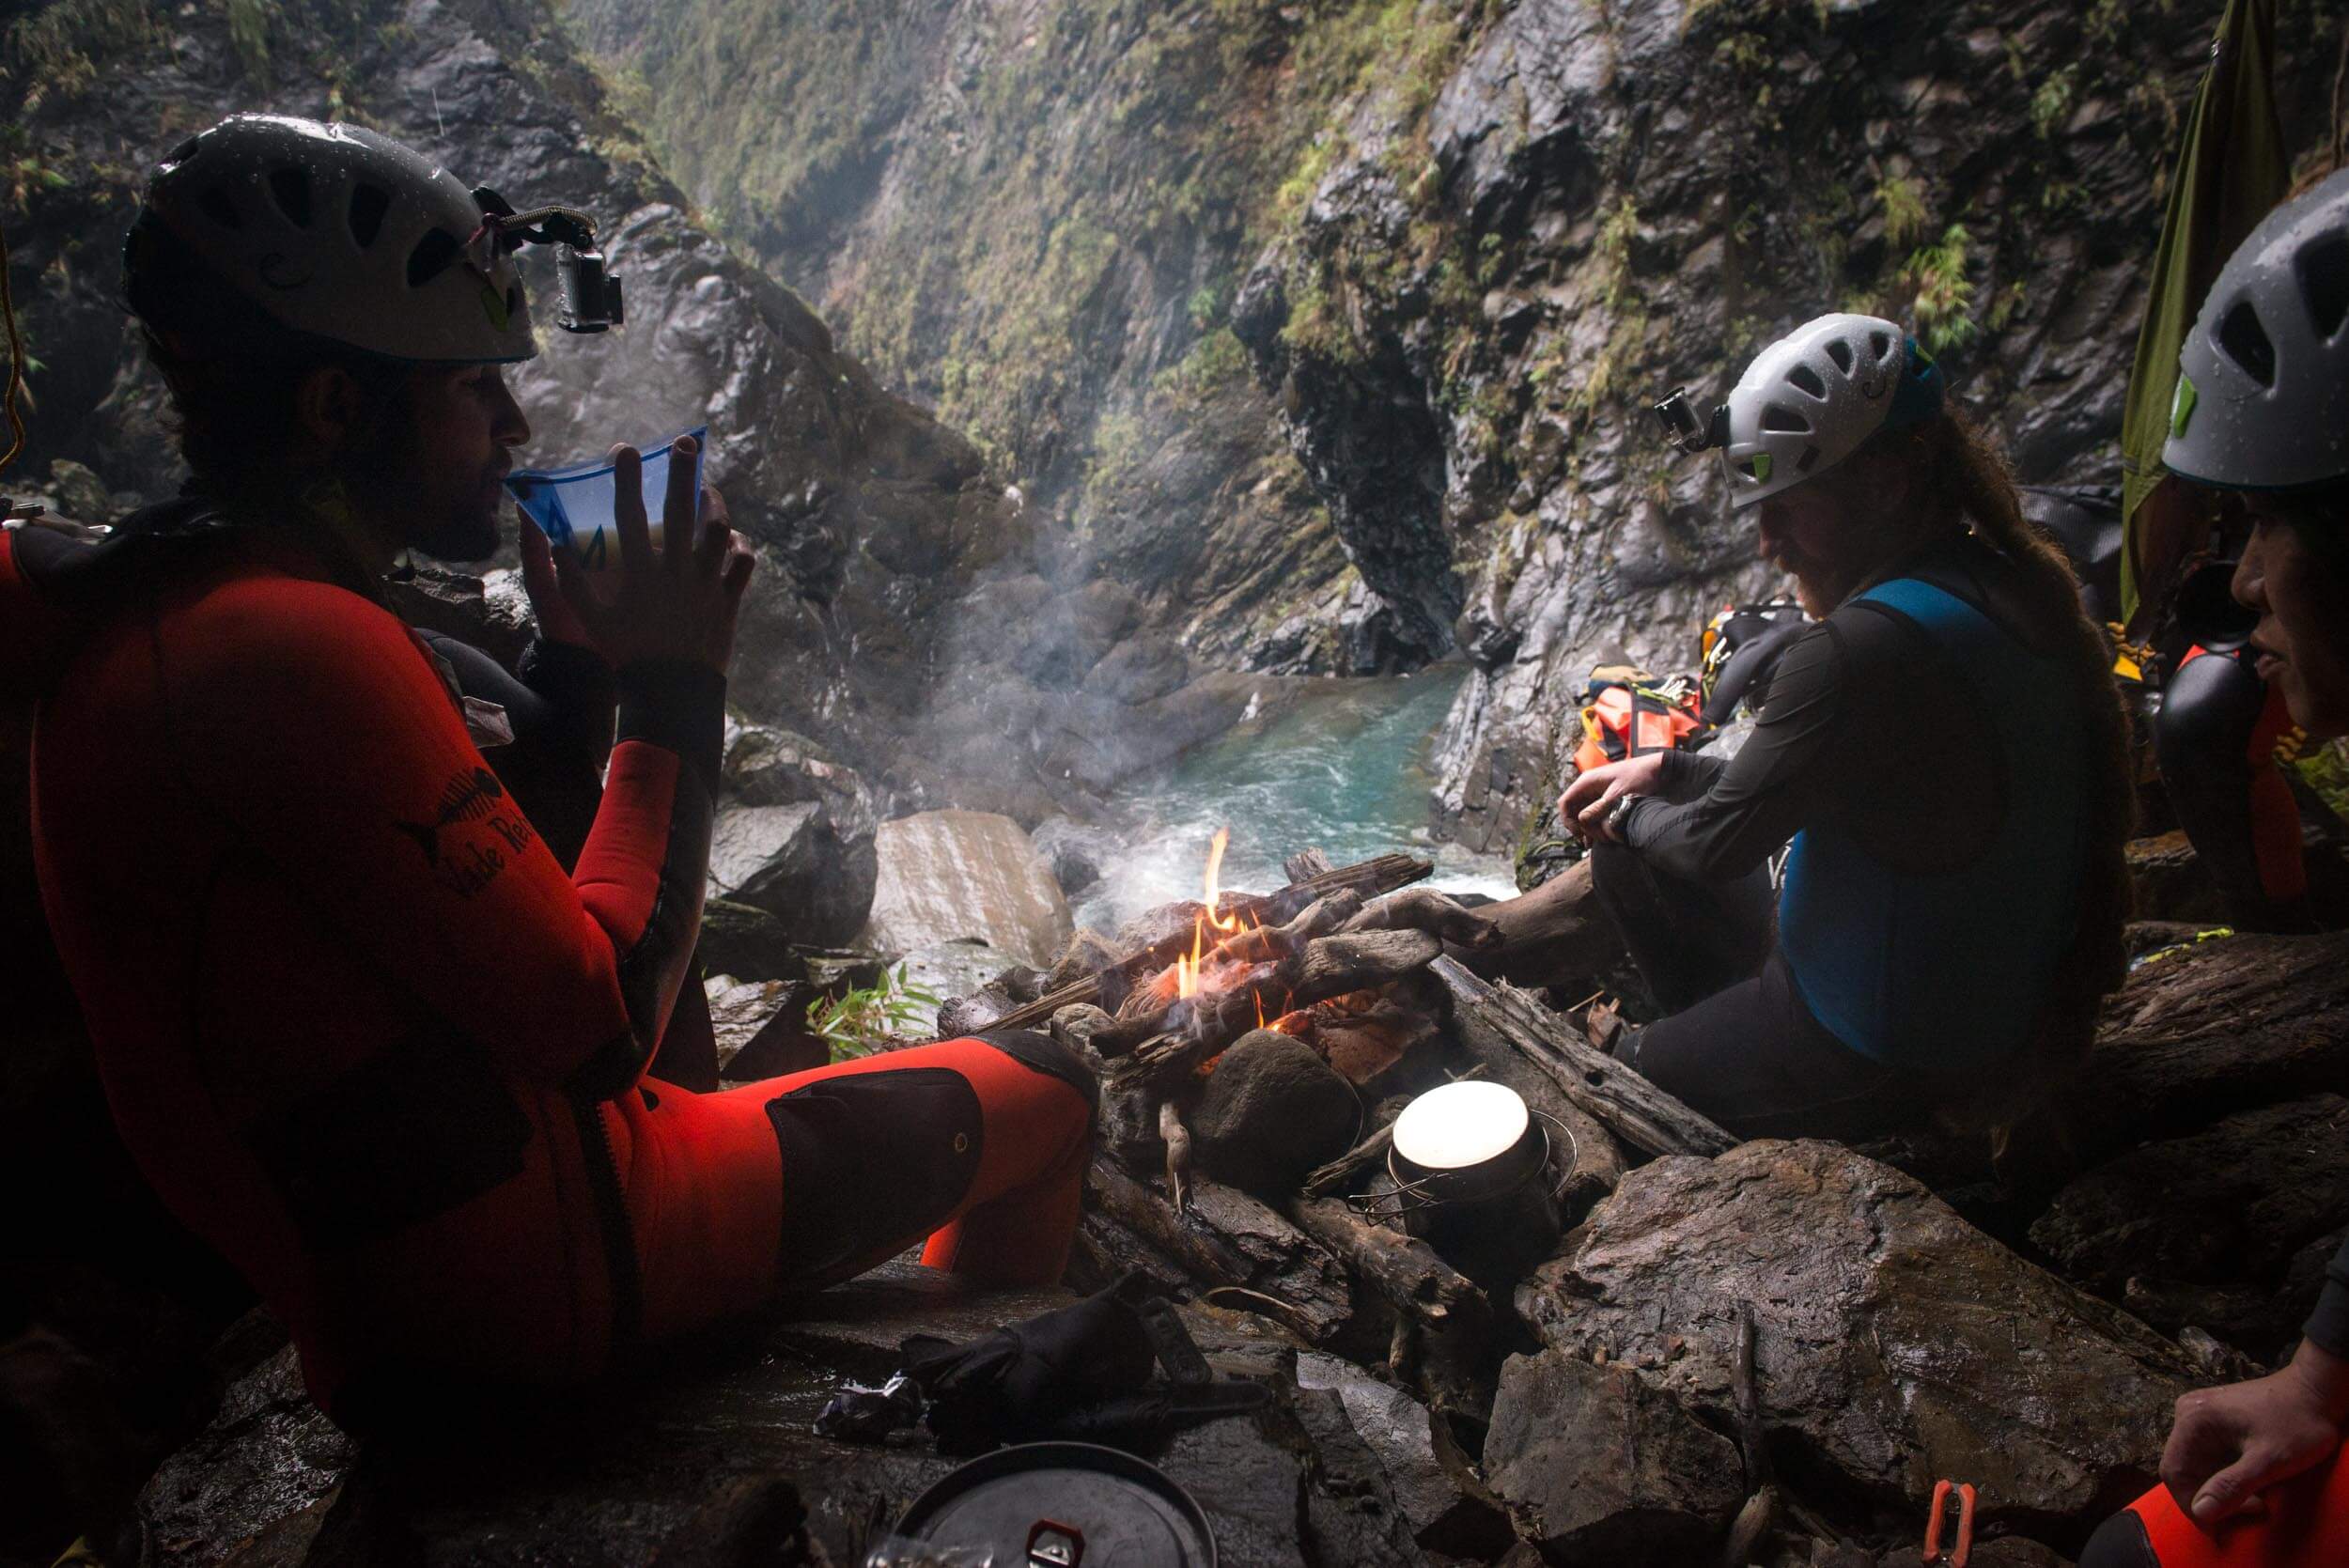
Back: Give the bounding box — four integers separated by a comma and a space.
2103, 1446, 2349, 1565
622, 1030, 1097, 1338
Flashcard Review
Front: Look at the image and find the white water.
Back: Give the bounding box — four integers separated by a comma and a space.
1053, 665, 1519, 935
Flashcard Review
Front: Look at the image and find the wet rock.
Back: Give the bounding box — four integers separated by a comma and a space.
1296, 1351, 1514, 1558
902, 939, 1015, 1038
383, 564, 537, 673
1190, 1031, 1360, 1198
1081, 632, 1191, 706
862, 811, 1074, 968
705, 975, 826, 1080
138, 1259, 1379, 1567
1044, 928, 1125, 991
140, 1342, 353, 1568
1519, 1141, 2198, 1532
695, 898, 809, 985
44, 459, 115, 525
1483, 1350, 1742, 1567
2069, 930, 2349, 1157
708, 800, 879, 949
2030, 1095, 2349, 1357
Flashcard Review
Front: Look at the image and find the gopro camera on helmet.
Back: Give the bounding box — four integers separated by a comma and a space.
556, 244, 623, 334
1652, 387, 1726, 454
472, 186, 624, 335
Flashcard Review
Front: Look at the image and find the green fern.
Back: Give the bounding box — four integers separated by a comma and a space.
1902, 224, 1979, 355
806, 963, 943, 1063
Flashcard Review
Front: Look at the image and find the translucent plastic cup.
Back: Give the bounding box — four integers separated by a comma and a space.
505, 427, 708, 571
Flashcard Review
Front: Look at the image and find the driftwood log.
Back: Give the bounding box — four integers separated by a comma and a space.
1083, 1164, 1354, 1343
1431, 956, 1737, 1159
1341, 887, 1504, 951
1286, 1194, 1493, 1419
985, 853, 1436, 1033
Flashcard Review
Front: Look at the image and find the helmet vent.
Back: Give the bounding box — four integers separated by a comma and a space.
1785, 364, 1828, 398
1761, 403, 1811, 432
405, 228, 462, 287
2217, 300, 2278, 386
348, 183, 391, 248
1796, 444, 1820, 473
2296, 232, 2349, 342
1823, 338, 1855, 374
1867, 330, 1893, 363
268, 167, 312, 227
196, 187, 241, 231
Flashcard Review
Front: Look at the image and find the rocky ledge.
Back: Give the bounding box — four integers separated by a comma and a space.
115, 917, 2349, 1567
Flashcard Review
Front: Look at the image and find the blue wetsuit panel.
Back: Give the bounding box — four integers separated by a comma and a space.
1777, 577, 2088, 1070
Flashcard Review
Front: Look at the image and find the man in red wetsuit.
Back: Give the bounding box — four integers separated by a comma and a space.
6, 115, 1095, 1430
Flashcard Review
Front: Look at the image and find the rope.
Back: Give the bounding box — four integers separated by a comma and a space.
0, 216, 26, 483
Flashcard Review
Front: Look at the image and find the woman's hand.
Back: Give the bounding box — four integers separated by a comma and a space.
1559, 753, 1669, 844
548, 436, 755, 675
2162, 1338, 2349, 1529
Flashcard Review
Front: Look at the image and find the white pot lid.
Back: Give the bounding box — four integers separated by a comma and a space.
1392, 1080, 1530, 1171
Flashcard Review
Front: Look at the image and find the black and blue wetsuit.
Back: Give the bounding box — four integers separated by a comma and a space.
1599, 531, 2095, 1140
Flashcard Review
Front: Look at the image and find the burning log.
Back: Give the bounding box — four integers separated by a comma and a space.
1431, 956, 1737, 1159
1340, 887, 1504, 952
981, 852, 1435, 1034
1116, 927, 1446, 1089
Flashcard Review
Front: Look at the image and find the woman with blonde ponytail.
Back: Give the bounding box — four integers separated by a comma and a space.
1554, 315, 2132, 1141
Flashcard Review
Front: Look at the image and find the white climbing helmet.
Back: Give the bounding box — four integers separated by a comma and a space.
139, 114, 537, 364
2164, 166, 2349, 492
1720, 314, 1918, 509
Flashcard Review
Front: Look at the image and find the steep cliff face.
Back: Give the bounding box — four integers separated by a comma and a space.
2, 0, 1280, 821
564, 0, 1481, 673
572, 0, 2346, 849
1240, 0, 2347, 850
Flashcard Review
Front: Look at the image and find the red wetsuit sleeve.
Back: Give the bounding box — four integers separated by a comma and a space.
154, 574, 722, 1096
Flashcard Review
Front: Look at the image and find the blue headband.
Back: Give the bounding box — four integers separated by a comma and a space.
1882, 337, 1946, 432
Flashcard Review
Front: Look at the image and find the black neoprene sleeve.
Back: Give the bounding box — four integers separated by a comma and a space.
2306, 1237, 2349, 1359
1615, 621, 1850, 882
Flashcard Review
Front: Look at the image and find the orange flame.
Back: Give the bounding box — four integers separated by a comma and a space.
1202, 827, 1234, 928
1175, 917, 1205, 999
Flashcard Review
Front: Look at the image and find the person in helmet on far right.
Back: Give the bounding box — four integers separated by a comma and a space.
2080, 167, 2349, 1568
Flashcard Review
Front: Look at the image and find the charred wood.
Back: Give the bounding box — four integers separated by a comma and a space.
1084, 1165, 1354, 1344
985, 854, 1432, 1033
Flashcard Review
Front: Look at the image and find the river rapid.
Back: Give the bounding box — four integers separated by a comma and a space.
1052, 664, 1519, 935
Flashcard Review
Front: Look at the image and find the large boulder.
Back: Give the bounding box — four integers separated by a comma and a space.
703, 721, 881, 949
1519, 1141, 2199, 1534
1295, 1350, 1513, 1558
1482, 1351, 1743, 1567
861, 811, 1073, 968
2030, 1095, 2349, 1357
